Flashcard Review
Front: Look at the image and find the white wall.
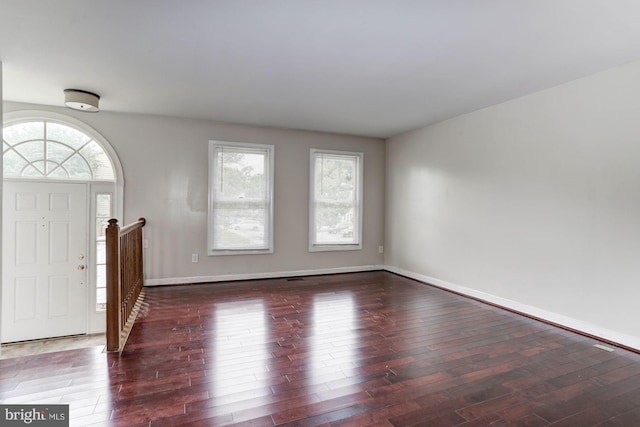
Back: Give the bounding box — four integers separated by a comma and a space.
386, 59, 640, 349
4, 102, 385, 284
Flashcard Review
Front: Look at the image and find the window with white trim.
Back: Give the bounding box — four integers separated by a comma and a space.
95, 193, 112, 310
3, 120, 115, 180
310, 149, 363, 251
208, 141, 274, 255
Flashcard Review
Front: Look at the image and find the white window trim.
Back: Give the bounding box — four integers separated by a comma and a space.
208, 140, 275, 256
309, 149, 363, 252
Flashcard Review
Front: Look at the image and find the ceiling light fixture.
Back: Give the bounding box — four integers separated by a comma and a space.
64, 89, 100, 112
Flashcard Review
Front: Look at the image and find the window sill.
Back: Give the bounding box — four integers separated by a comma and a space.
309, 244, 362, 252
208, 248, 273, 256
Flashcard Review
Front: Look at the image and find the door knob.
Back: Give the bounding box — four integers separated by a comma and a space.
77, 265, 86, 270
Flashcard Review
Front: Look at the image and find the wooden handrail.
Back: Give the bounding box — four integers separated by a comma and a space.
106, 217, 146, 352
119, 217, 146, 235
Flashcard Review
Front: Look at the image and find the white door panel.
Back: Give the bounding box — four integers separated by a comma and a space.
2, 181, 88, 343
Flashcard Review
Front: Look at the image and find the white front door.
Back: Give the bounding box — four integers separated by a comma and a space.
2, 181, 88, 343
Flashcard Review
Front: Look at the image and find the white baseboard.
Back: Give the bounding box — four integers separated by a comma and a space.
384, 265, 640, 352
145, 264, 384, 286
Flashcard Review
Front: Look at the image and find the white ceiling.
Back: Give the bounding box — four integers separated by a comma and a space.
2, 1, 640, 138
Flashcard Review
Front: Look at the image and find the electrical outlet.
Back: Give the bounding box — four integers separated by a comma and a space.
143, 239, 149, 249
378, 246, 384, 254
191, 253, 199, 263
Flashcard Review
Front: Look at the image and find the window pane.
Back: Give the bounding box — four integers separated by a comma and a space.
14, 140, 45, 163
47, 122, 91, 149
96, 194, 112, 217
214, 205, 267, 249
209, 142, 273, 253
2, 150, 28, 176
3, 122, 44, 145
96, 241, 106, 264
80, 141, 115, 180
59, 153, 92, 178
96, 287, 106, 310
97, 222, 108, 239
216, 149, 266, 200
96, 265, 107, 310
23, 162, 45, 177
315, 156, 356, 201
3, 120, 115, 181
95, 193, 111, 311
97, 265, 106, 287
97, 220, 109, 239
47, 140, 75, 163
311, 150, 362, 249
314, 202, 356, 244
50, 166, 72, 178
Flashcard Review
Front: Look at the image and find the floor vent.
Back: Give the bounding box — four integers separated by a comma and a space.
286, 277, 304, 282
593, 344, 615, 352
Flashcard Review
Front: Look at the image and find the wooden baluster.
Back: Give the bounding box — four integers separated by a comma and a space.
106, 218, 121, 352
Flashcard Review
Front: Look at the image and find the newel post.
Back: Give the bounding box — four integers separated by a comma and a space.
106, 218, 121, 352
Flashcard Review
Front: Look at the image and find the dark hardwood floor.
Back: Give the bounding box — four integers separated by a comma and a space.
1, 271, 640, 426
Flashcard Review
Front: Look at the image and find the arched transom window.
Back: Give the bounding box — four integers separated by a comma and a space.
3, 120, 115, 180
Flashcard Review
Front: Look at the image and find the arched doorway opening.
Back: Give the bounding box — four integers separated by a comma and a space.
2, 111, 124, 342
